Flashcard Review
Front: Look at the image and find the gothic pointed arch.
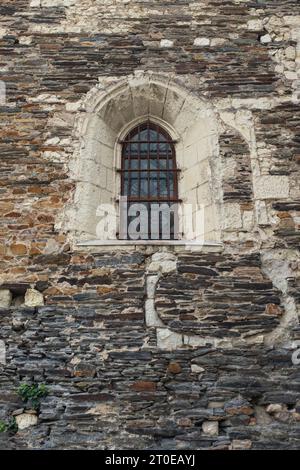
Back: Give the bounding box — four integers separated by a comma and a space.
62, 72, 254, 246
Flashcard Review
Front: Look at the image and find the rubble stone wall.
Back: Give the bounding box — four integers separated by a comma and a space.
0, 0, 299, 450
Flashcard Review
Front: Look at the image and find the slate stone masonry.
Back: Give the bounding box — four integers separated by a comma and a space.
0, 0, 299, 450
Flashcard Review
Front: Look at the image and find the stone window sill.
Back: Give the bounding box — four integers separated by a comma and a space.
76, 239, 224, 252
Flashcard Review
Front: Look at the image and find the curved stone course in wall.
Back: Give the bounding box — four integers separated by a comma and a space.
155, 252, 282, 340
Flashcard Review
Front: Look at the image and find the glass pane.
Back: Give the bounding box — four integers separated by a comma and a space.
160, 177, 168, 196
123, 145, 130, 156
140, 160, 148, 170
167, 158, 173, 169
141, 171, 148, 193
130, 172, 139, 196
130, 143, 139, 154
149, 129, 158, 141
140, 143, 148, 155
124, 159, 129, 170
149, 173, 158, 197
158, 132, 167, 142
139, 129, 148, 141
140, 178, 148, 196
130, 131, 140, 142
159, 159, 167, 169
158, 143, 169, 153
150, 159, 159, 170
149, 142, 158, 153
123, 172, 129, 195
129, 159, 139, 170
169, 174, 174, 196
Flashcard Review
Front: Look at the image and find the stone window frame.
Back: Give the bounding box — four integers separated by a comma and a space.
77, 114, 222, 251
62, 72, 227, 252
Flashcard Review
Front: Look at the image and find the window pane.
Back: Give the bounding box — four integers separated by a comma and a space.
159, 159, 167, 169
169, 174, 174, 196
129, 159, 139, 170
167, 158, 173, 169
158, 143, 169, 153
140, 143, 148, 155
130, 172, 139, 196
139, 129, 148, 141
123, 144, 130, 156
149, 173, 158, 197
150, 159, 159, 170
160, 177, 168, 196
140, 172, 148, 196
158, 132, 167, 142
149, 129, 158, 141
130, 143, 139, 154
141, 160, 148, 170
123, 172, 129, 195
149, 143, 158, 153
130, 132, 140, 142
159, 172, 168, 196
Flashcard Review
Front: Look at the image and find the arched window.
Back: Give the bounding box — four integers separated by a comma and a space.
119, 121, 180, 240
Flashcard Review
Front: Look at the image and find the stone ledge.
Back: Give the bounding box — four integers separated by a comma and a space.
76, 240, 224, 252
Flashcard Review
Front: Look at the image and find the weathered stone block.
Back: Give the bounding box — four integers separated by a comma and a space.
202, 421, 219, 436
10, 244, 27, 256
194, 37, 210, 46
253, 176, 290, 200
191, 364, 205, 374
230, 440, 252, 450
148, 253, 177, 274
160, 39, 173, 48
0, 289, 12, 308
131, 381, 156, 392
267, 404, 284, 414
167, 362, 182, 374
16, 413, 38, 431
247, 19, 263, 31
222, 204, 242, 230
24, 289, 44, 307
0, 341, 6, 365
73, 362, 96, 378
156, 328, 183, 350
260, 34, 272, 44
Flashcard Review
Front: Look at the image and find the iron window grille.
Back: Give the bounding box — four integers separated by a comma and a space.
119, 121, 180, 240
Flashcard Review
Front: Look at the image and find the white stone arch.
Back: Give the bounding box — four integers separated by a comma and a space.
66, 71, 222, 244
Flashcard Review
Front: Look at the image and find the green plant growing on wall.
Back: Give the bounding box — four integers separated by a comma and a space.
17, 383, 48, 411
0, 420, 7, 433
0, 417, 17, 434
7, 417, 18, 434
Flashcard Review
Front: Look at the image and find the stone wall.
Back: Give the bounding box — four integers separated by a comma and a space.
0, 0, 299, 450
0, 251, 299, 450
